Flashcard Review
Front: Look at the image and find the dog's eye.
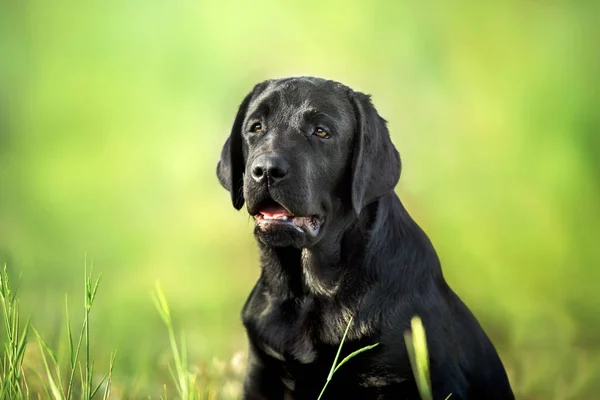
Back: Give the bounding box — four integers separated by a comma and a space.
313, 127, 329, 138
250, 122, 263, 133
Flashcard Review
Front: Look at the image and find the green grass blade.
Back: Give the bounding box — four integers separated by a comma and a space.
85, 265, 91, 400
90, 370, 109, 399
33, 367, 55, 400
66, 317, 86, 400
15, 316, 30, 367
327, 316, 353, 381
22, 365, 30, 399
153, 282, 193, 400
181, 331, 188, 377
102, 351, 116, 400
317, 316, 354, 400
167, 363, 181, 399
404, 316, 433, 400
78, 361, 84, 398
0, 264, 30, 399
89, 360, 96, 399
89, 274, 102, 308
34, 328, 64, 400
333, 343, 379, 374
181, 332, 190, 400
66, 296, 74, 369
152, 282, 171, 325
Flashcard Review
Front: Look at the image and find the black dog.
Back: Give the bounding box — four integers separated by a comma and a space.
217, 77, 514, 400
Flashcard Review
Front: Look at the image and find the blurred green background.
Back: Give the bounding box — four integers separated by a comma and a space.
1, 1, 599, 398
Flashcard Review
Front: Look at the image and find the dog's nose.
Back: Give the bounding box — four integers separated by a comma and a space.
251, 155, 289, 183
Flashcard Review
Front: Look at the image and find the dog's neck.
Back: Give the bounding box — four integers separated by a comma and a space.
256, 199, 376, 300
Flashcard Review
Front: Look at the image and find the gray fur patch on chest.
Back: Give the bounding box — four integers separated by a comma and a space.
289, 336, 317, 364
301, 249, 339, 297
259, 336, 316, 364
282, 376, 295, 391
319, 306, 376, 344
359, 373, 405, 388
261, 343, 284, 361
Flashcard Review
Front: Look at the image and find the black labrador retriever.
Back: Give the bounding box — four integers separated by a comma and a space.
216, 77, 514, 400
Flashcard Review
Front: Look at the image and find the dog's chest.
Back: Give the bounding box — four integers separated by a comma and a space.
246, 298, 320, 363
243, 290, 347, 365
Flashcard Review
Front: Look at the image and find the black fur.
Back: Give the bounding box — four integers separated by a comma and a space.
216, 77, 514, 399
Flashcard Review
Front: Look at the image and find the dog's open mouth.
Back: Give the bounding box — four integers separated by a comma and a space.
254, 203, 323, 236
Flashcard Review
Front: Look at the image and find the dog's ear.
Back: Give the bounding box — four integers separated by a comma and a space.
350, 91, 401, 216
217, 85, 259, 210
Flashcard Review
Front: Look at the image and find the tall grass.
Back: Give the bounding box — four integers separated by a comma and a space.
0, 264, 115, 400
1, 265, 443, 400
0, 265, 30, 399
153, 282, 197, 400
34, 264, 116, 400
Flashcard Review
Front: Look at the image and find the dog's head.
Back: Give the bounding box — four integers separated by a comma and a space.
217, 77, 400, 247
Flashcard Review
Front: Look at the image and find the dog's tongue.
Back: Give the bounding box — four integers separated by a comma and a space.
260, 205, 292, 218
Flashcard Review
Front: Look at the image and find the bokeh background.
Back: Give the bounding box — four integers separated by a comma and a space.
1, 1, 599, 398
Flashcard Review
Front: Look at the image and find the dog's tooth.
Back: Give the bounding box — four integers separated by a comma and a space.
281, 216, 288, 221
